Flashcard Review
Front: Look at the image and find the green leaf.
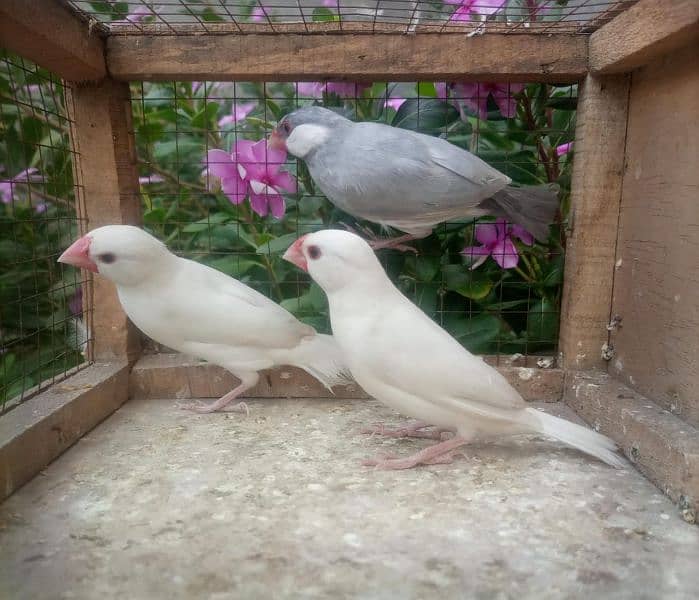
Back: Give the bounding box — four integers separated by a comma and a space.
191, 102, 220, 129
182, 213, 231, 233
442, 264, 494, 300
443, 314, 502, 353
526, 298, 559, 345
392, 99, 459, 134
545, 96, 578, 110
416, 82, 437, 97
255, 232, 300, 255
312, 7, 339, 22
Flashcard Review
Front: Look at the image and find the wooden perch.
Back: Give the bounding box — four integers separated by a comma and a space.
590, 0, 699, 73
0, 0, 106, 82
107, 32, 588, 82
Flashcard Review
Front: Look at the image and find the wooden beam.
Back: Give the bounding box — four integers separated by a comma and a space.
0, 362, 129, 501
66, 79, 142, 362
590, 0, 699, 74
566, 371, 699, 523
559, 74, 630, 371
107, 32, 588, 82
0, 0, 106, 82
129, 354, 563, 403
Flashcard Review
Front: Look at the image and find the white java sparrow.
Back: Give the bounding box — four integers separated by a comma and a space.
283, 230, 625, 469
270, 106, 558, 249
58, 225, 349, 413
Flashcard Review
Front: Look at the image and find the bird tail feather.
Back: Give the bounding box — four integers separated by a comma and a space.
479, 184, 559, 241
285, 333, 352, 391
526, 408, 625, 468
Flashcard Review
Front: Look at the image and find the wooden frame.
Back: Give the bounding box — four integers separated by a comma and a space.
1, 0, 698, 515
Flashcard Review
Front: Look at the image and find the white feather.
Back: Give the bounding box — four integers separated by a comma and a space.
286, 123, 331, 158
300, 230, 624, 468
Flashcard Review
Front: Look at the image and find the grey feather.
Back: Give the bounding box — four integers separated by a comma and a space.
281, 106, 558, 238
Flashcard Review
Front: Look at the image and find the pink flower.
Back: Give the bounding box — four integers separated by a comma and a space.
112, 5, 156, 25
446, 0, 506, 21
439, 82, 524, 119
556, 142, 573, 156
462, 219, 534, 269
218, 102, 256, 127
251, 5, 266, 22
384, 97, 406, 111
297, 81, 369, 99
0, 167, 43, 204
322, 0, 336, 6
206, 141, 296, 218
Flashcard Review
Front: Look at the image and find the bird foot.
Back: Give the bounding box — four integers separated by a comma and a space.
179, 400, 250, 415
363, 436, 469, 470
339, 222, 418, 254
360, 421, 455, 441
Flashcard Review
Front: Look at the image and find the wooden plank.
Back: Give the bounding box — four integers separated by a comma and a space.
609, 45, 699, 428
0, 362, 129, 501
66, 79, 142, 362
559, 74, 630, 371
129, 353, 563, 402
590, 0, 699, 74
0, 0, 106, 81
107, 33, 588, 82
566, 371, 699, 523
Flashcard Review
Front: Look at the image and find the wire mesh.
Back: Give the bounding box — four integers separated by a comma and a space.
64, 0, 638, 35
0, 52, 91, 413
130, 79, 574, 363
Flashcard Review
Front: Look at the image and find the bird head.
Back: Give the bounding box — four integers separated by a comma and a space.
283, 229, 383, 295
58, 225, 172, 287
269, 106, 350, 159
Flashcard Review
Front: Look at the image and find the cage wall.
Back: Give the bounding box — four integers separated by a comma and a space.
0, 51, 91, 411
608, 44, 699, 428
128, 80, 575, 360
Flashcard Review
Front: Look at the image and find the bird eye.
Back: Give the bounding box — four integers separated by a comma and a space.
307, 245, 321, 260
282, 121, 291, 133
98, 253, 116, 264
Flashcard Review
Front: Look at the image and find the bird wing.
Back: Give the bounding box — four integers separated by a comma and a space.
156, 257, 313, 351
341, 288, 524, 414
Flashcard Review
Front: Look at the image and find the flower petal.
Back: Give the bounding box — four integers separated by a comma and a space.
249, 190, 269, 217
206, 149, 235, 179
270, 170, 297, 193
491, 237, 519, 269
221, 176, 247, 205
510, 224, 535, 246
268, 191, 286, 219
474, 222, 499, 246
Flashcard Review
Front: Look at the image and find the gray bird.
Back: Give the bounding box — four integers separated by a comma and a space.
269, 106, 557, 248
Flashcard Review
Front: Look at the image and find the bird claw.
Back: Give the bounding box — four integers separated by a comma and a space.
338, 222, 418, 254
178, 400, 250, 415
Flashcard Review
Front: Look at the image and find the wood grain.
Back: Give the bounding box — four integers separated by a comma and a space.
609, 45, 699, 428
566, 371, 699, 520
0, 0, 106, 82
66, 79, 142, 362
0, 362, 129, 501
107, 33, 588, 82
590, 0, 699, 73
559, 74, 630, 371
129, 353, 563, 403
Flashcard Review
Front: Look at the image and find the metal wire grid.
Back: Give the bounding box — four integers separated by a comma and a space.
64, 0, 637, 35
130, 80, 573, 362
0, 51, 91, 413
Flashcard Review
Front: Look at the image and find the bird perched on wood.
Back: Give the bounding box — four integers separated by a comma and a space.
269, 106, 558, 250
283, 229, 624, 470
58, 225, 349, 414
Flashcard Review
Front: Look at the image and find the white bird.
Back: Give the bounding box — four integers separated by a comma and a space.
283, 229, 625, 469
58, 225, 349, 413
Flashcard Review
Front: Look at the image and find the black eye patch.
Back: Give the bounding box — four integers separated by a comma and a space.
307, 245, 321, 260
98, 253, 116, 264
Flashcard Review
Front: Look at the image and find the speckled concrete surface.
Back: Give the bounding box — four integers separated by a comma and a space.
1, 397, 697, 600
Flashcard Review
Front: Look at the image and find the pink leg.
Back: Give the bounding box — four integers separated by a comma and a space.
363, 436, 470, 470
180, 383, 251, 415
361, 421, 457, 441
339, 223, 419, 253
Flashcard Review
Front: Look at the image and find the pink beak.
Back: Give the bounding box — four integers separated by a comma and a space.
58, 235, 98, 273
268, 129, 287, 151
282, 234, 309, 272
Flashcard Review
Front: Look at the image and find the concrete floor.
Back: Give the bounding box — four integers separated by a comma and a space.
1, 398, 697, 600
